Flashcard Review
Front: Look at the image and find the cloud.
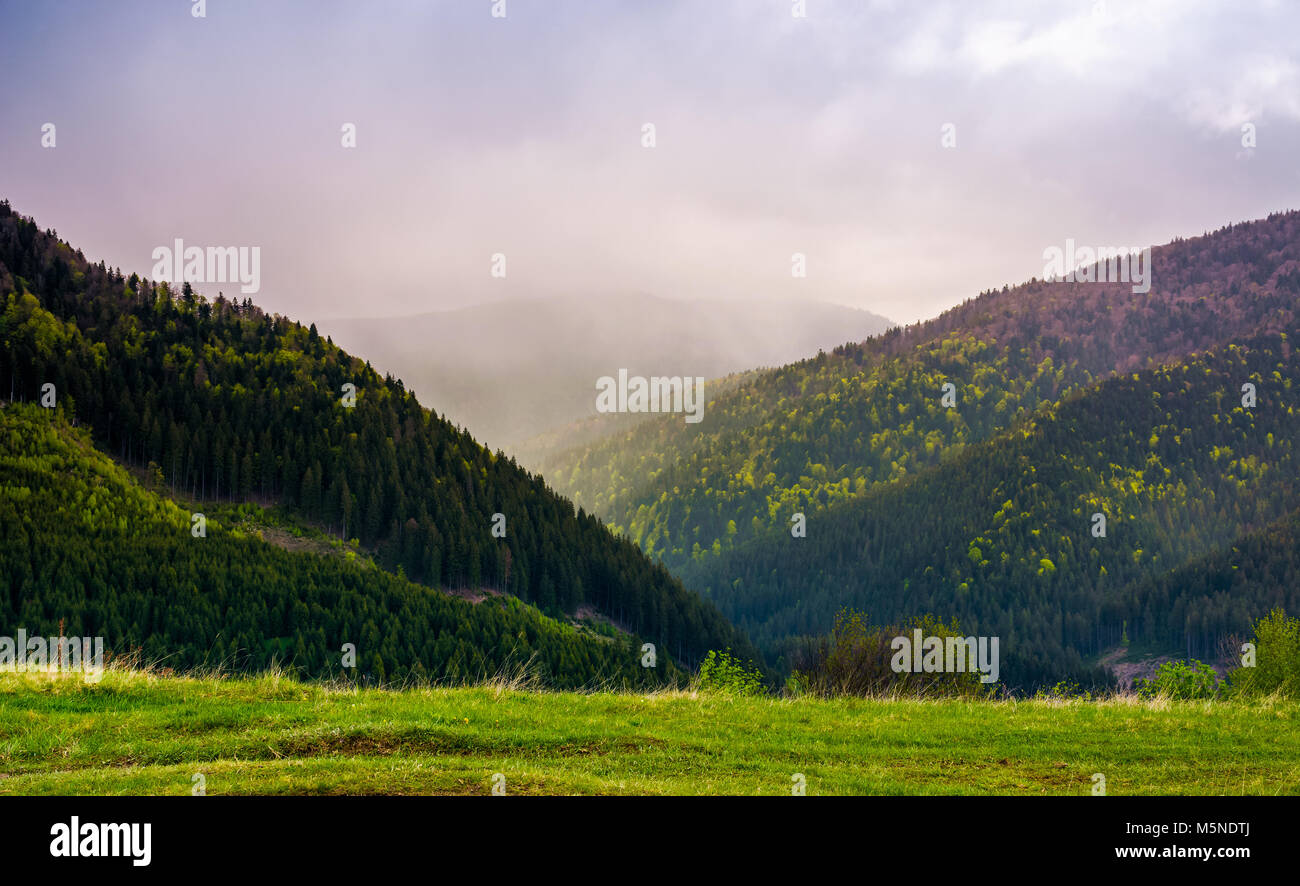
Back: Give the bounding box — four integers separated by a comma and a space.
2, 0, 1299, 327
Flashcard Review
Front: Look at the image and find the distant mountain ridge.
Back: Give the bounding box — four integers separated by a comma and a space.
535, 210, 1300, 686
691, 325, 1300, 685
539, 211, 1300, 571
320, 293, 893, 450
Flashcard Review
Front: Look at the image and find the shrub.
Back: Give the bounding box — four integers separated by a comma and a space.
1033, 679, 1094, 702
695, 649, 765, 696
1225, 609, 1300, 699
1134, 659, 1219, 700
787, 610, 989, 699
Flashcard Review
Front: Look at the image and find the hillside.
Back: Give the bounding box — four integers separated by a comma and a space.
1119, 507, 1300, 650
530, 213, 1300, 684
321, 294, 893, 451
0, 403, 680, 686
539, 213, 1300, 575
688, 328, 1300, 684
0, 200, 759, 675
510, 367, 766, 472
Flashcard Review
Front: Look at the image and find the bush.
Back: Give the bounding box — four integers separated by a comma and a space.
1134, 659, 1219, 700
1033, 679, 1094, 702
787, 610, 990, 699
1226, 609, 1300, 699
695, 649, 766, 696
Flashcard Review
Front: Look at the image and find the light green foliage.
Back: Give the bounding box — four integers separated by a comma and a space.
1135, 660, 1219, 700
695, 649, 766, 696
1227, 609, 1300, 699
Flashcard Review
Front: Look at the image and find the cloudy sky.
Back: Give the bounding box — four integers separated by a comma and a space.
2, 0, 1299, 325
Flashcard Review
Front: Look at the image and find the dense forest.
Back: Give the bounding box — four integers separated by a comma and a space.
532, 212, 1300, 687
0, 201, 760, 677
686, 328, 1300, 686
1121, 506, 1300, 651
0, 405, 675, 686
8, 194, 1300, 690
540, 212, 1300, 576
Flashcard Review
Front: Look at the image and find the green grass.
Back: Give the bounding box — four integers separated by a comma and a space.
2, 668, 1298, 795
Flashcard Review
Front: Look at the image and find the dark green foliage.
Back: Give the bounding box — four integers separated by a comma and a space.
1031, 680, 1097, 701
690, 329, 1300, 687
0, 404, 679, 688
543, 212, 1300, 576
0, 201, 759, 675
532, 213, 1300, 689
789, 610, 990, 698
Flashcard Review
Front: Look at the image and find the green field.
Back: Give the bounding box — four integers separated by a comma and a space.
2, 669, 1298, 796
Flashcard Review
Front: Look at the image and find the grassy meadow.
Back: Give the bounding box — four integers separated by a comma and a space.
2, 667, 1298, 796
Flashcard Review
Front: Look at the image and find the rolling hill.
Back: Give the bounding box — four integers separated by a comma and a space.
539, 214, 1300, 573
0, 403, 677, 686
537, 212, 1300, 685
691, 327, 1300, 685
0, 200, 758, 680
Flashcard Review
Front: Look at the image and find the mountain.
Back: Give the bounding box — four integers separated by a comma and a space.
540, 213, 1300, 572
0, 200, 759, 679
510, 367, 766, 472
0, 404, 677, 687
536, 212, 1300, 685
692, 327, 1300, 685
319, 294, 893, 451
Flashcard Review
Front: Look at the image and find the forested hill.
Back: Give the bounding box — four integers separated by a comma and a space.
538, 212, 1300, 576
0, 404, 675, 687
0, 200, 759, 673
689, 326, 1300, 687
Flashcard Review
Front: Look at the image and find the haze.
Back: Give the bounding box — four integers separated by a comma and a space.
3, 0, 1300, 327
